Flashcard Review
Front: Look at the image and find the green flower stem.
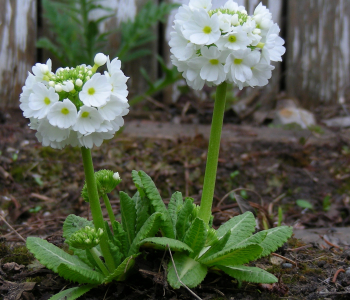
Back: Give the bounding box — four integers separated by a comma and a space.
198, 82, 228, 225
81, 147, 115, 271
102, 194, 116, 224
89, 247, 110, 277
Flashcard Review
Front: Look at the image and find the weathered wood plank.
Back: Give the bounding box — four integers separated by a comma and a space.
286, 0, 350, 106
0, 0, 37, 108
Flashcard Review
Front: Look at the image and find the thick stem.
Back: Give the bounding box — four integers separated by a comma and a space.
102, 194, 116, 224
89, 247, 110, 277
81, 147, 115, 271
198, 82, 227, 225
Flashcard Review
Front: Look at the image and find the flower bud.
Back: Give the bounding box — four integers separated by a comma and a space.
75, 79, 83, 87
66, 226, 104, 250
94, 53, 107, 66
48, 81, 55, 87
55, 84, 63, 92
113, 172, 120, 181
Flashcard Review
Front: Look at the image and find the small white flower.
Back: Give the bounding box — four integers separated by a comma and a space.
106, 57, 122, 76
261, 24, 285, 63
107, 70, 129, 101
37, 118, 71, 143
174, 5, 193, 25
189, 0, 212, 11
182, 9, 220, 45
94, 53, 107, 66
113, 172, 120, 181
223, 0, 247, 14
62, 80, 74, 92
28, 83, 59, 119
98, 95, 129, 121
242, 19, 261, 46
169, 23, 197, 61
79, 73, 111, 107
189, 46, 227, 84
47, 99, 78, 129
216, 26, 251, 51
224, 49, 260, 84
74, 105, 103, 134
253, 3, 273, 34
78, 131, 114, 148
32, 59, 52, 81
248, 59, 274, 87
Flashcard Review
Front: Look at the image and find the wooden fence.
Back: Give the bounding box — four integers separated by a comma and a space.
0, 0, 349, 108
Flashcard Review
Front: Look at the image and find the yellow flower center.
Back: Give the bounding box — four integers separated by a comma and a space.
88, 87, 95, 95
44, 97, 51, 105
210, 59, 219, 65
228, 35, 237, 43
81, 112, 90, 118
234, 58, 243, 65
61, 107, 69, 115
203, 26, 212, 34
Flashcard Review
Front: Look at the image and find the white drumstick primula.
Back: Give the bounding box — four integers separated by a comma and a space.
169, 0, 285, 90
19, 53, 129, 149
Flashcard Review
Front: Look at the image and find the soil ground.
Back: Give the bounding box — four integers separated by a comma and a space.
1, 105, 350, 299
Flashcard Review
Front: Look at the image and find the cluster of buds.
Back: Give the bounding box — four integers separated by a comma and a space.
20, 53, 129, 149
81, 170, 122, 201
67, 226, 104, 250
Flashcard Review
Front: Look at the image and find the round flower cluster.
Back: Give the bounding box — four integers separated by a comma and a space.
67, 226, 104, 250
169, 0, 285, 90
19, 53, 129, 149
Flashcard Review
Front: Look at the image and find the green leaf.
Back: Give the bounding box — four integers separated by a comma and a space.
176, 197, 194, 241
128, 212, 162, 256
234, 231, 268, 249
296, 199, 314, 210
48, 284, 97, 300
103, 254, 139, 283
183, 218, 207, 258
216, 212, 256, 247
167, 253, 207, 289
57, 263, 104, 284
257, 226, 293, 258
219, 265, 278, 284
119, 191, 137, 247
26, 237, 99, 282
131, 170, 145, 197
139, 171, 175, 238
200, 244, 263, 267
63, 214, 93, 240
199, 230, 231, 261
133, 191, 150, 233
112, 221, 128, 257
139, 237, 193, 252
168, 191, 183, 233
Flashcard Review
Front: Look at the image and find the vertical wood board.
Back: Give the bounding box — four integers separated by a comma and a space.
286, 0, 350, 106
0, 0, 36, 108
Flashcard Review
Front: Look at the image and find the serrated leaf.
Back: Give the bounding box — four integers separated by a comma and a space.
133, 191, 150, 233
167, 253, 207, 289
128, 212, 162, 256
112, 221, 128, 257
234, 231, 268, 249
257, 226, 293, 258
139, 171, 175, 238
63, 214, 93, 240
139, 237, 192, 252
219, 265, 278, 284
103, 254, 139, 283
216, 212, 256, 247
48, 284, 97, 300
176, 197, 194, 241
168, 191, 183, 233
131, 170, 145, 198
183, 218, 207, 258
200, 244, 263, 267
57, 263, 104, 284
26, 237, 94, 274
199, 230, 231, 261
119, 191, 137, 247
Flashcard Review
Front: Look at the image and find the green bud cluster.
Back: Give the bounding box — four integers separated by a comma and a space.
81, 169, 122, 202
208, 9, 249, 25
66, 226, 104, 250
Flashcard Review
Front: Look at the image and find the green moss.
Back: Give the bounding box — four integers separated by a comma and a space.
2, 245, 34, 265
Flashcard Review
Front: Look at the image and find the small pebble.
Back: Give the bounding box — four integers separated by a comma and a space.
282, 263, 293, 269
318, 261, 325, 268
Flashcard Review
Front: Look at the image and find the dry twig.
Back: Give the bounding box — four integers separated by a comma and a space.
0, 214, 26, 242
271, 253, 297, 266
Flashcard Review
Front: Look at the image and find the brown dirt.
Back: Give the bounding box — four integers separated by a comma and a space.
1, 107, 350, 299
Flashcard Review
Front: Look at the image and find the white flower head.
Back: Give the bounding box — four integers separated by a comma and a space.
28, 83, 59, 119
74, 105, 103, 134
79, 73, 111, 107
216, 26, 251, 51
182, 9, 220, 45
47, 99, 78, 129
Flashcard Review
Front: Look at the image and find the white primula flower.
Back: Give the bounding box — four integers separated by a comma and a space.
107, 70, 129, 102
47, 99, 78, 129
78, 131, 114, 148
189, 46, 227, 84
174, 5, 193, 25
217, 13, 234, 33
32, 59, 52, 81
261, 23, 285, 63
74, 105, 103, 134
248, 59, 274, 87
28, 83, 59, 119
61, 80, 74, 92
169, 23, 197, 61
223, 0, 247, 14
189, 0, 212, 11
253, 2, 273, 34
79, 73, 111, 107
242, 19, 261, 46
98, 95, 129, 121
224, 49, 260, 84
106, 56, 121, 76
37, 119, 71, 143
216, 26, 251, 51
182, 9, 220, 45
